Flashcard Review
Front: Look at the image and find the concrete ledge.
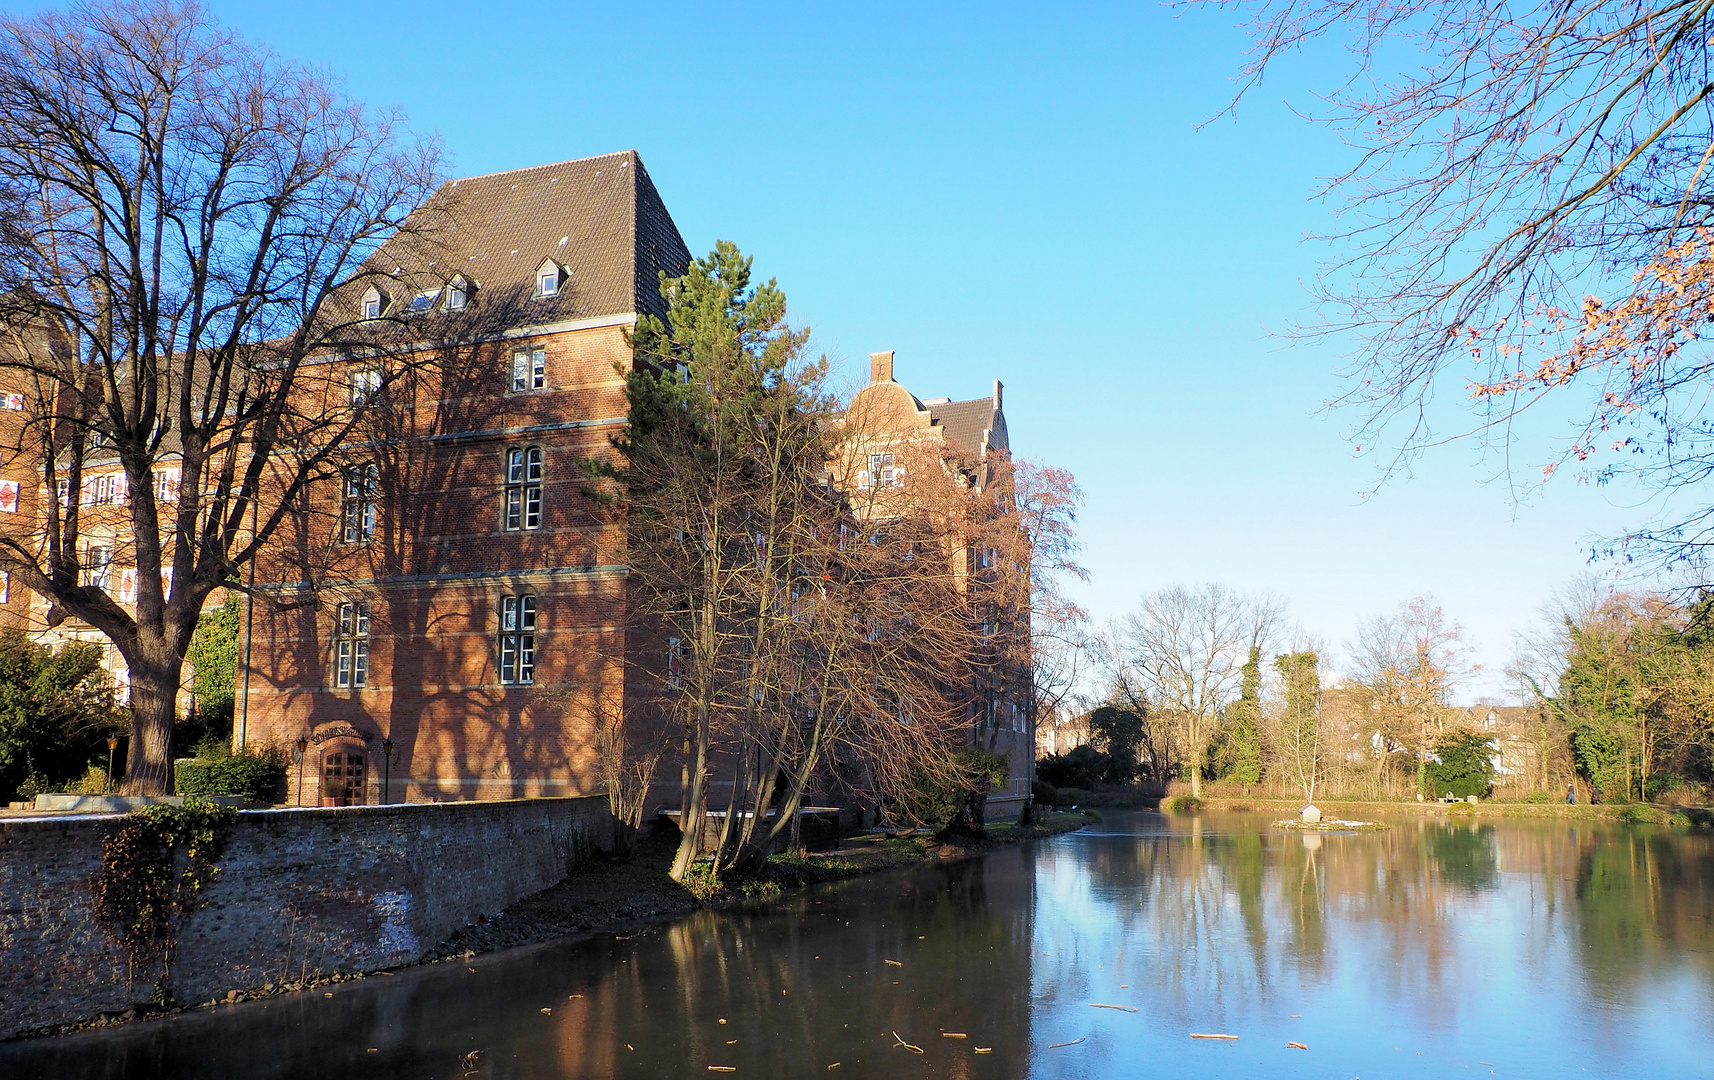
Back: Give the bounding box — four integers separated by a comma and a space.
31, 794, 251, 814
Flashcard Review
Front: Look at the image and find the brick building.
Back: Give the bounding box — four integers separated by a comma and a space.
243, 150, 689, 806
837, 350, 1034, 818
228, 149, 1034, 819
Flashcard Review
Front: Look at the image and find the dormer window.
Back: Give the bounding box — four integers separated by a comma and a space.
407, 289, 439, 314
536, 260, 562, 298
447, 276, 471, 311
360, 286, 389, 321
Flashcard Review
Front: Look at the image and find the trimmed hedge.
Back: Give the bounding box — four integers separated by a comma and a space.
174, 748, 286, 803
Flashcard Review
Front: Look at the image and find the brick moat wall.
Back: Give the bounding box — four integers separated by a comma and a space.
0, 795, 612, 1039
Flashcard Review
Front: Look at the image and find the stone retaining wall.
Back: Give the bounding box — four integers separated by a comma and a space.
0, 795, 612, 1039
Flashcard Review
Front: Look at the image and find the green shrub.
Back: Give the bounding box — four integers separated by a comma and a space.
1524, 790, 1552, 804
1425, 731, 1496, 799
175, 745, 286, 803
1644, 774, 1686, 801
1032, 779, 1059, 806
1037, 745, 1127, 789
1163, 794, 1203, 813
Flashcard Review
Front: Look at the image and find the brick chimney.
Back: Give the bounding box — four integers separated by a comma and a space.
869, 351, 894, 384
993, 379, 1003, 410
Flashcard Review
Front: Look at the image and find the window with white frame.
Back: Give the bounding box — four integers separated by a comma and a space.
504, 447, 543, 530
667, 636, 685, 689
335, 601, 370, 688
153, 468, 180, 504
448, 279, 469, 311
90, 473, 117, 505
342, 464, 377, 543
83, 544, 113, 589
350, 368, 382, 406
510, 347, 546, 392
536, 261, 561, 297
870, 453, 897, 488
499, 594, 537, 684
361, 286, 388, 320
56, 478, 69, 508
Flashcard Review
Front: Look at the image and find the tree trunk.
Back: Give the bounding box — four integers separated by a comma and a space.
121, 651, 183, 796
669, 704, 711, 882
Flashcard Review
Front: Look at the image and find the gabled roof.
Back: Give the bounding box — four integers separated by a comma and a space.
931, 397, 1006, 455
346, 150, 690, 336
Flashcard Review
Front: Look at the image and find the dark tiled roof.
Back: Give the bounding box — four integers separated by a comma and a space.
340, 150, 690, 339
931, 398, 1003, 454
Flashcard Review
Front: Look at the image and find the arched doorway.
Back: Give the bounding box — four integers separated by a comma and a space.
321, 747, 367, 806
306, 720, 372, 806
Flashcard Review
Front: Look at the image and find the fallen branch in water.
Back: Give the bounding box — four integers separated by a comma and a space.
1088, 1003, 1138, 1012
1048, 1037, 1087, 1049
892, 1031, 923, 1054
1191, 1033, 1238, 1040
1286, 1042, 1308, 1050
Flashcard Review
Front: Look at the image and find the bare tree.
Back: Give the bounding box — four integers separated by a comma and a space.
1113, 584, 1285, 797
1347, 596, 1473, 797
0, 1, 438, 793
1212, 1, 1714, 567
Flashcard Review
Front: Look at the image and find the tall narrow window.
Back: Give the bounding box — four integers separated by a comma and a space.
447, 279, 469, 311
84, 545, 112, 589
510, 347, 546, 392
504, 447, 544, 530
342, 464, 377, 543
667, 636, 685, 689
335, 601, 371, 688
500, 594, 537, 684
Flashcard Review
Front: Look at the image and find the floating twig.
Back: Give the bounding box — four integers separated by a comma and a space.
1191, 1033, 1238, 1040
974, 1047, 993, 1054
1088, 1003, 1139, 1013
892, 1031, 924, 1054
884, 959, 903, 967
1286, 1042, 1308, 1050
708, 1068, 736, 1073
942, 1032, 967, 1038
1048, 1038, 1087, 1049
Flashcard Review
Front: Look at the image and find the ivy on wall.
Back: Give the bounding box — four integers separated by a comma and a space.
90, 799, 238, 1005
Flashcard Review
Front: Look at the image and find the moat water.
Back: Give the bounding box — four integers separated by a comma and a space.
4, 810, 1711, 1079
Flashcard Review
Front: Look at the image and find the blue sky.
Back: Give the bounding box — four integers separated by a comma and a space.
197, 0, 1655, 696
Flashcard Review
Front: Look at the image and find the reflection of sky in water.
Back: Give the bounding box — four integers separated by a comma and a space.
1027, 813, 1714, 1079
3, 812, 1707, 1078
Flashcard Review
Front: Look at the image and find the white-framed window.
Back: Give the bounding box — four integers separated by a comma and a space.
536, 260, 561, 297
667, 635, 685, 689
56, 478, 69, 508
504, 447, 543, 531
351, 368, 383, 407
500, 594, 537, 684
153, 468, 180, 504
335, 601, 371, 688
869, 453, 897, 489
407, 289, 439, 314
342, 464, 377, 543
360, 286, 388, 321
511, 347, 546, 392
975, 546, 997, 570
448, 279, 469, 311
84, 544, 113, 589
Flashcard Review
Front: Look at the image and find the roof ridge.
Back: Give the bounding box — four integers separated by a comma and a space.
447, 149, 637, 186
